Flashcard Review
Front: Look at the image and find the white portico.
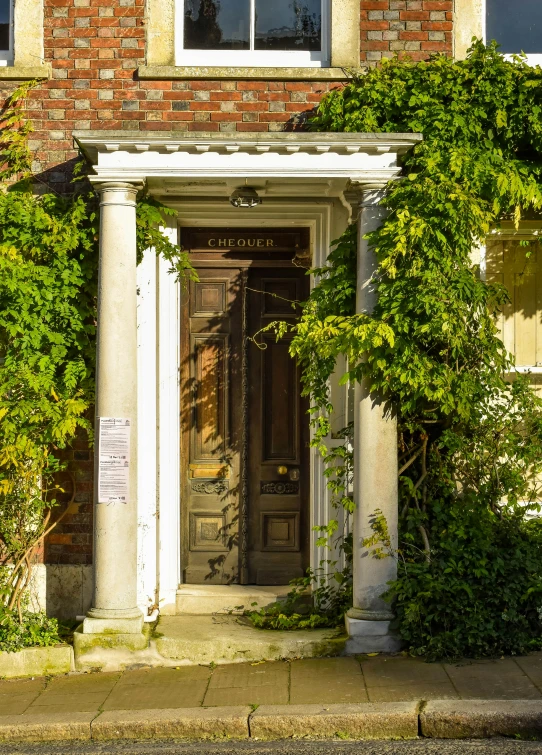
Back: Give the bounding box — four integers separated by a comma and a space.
74, 131, 421, 658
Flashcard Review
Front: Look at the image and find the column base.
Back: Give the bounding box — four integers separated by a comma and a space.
82, 613, 144, 635
73, 627, 150, 672
344, 615, 403, 654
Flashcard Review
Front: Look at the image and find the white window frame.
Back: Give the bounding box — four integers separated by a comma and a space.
484, 0, 542, 67
175, 0, 330, 67
0, 0, 13, 66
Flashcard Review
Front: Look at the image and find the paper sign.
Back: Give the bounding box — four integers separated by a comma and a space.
97, 417, 131, 503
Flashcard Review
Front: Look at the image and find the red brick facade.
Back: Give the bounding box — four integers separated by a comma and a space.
0, 0, 454, 180
360, 0, 453, 63
2, 0, 452, 563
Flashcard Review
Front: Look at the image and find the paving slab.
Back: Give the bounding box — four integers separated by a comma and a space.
0, 678, 47, 716
208, 661, 288, 689
117, 666, 211, 685
514, 652, 542, 689
444, 659, 542, 700
26, 692, 107, 713
0, 711, 93, 742
203, 685, 288, 707
204, 661, 289, 706
103, 680, 209, 710
45, 672, 120, 694
0, 679, 46, 696
91, 706, 251, 740
420, 699, 542, 738
24, 672, 121, 714
367, 682, 459, 703
249, 702, 419, 740
290, 657, 368, 705
360, 656, 451, 687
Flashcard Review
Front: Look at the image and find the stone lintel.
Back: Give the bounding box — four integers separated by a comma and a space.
137, 65, 354, 80
0, 65, 51, 80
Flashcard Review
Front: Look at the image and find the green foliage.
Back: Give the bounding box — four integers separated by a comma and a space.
309, 40, 540, 425
246, 560, 352, 630
0, 83, 195, 618
0, 607, 60, 652
0, 82, 34, 181
278, 42, 542, 657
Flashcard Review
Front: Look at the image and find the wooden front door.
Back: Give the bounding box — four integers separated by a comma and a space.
180, 228, 310, 585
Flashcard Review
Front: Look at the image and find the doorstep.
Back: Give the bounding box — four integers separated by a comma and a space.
175, 584, 292, 615
71, 614, 346, 672
155, 614, 347, 665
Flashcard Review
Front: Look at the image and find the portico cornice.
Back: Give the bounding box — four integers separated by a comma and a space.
74, 131, 422, 190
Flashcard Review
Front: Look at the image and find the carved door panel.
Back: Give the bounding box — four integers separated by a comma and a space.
247, 268, 310, 585
181, 268, 243, 584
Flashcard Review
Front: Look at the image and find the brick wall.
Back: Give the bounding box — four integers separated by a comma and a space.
361, 0, 453, 63
3, 0, 453, 563
45, 433, 94, 565
7, 0, 455, 179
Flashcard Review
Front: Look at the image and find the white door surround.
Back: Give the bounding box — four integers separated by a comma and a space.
75, 131, 421, 649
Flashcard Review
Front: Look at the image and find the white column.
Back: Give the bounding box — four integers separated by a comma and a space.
84, 181, 144, 635
136, 247, 158, 613
157, 223, 181, 612
345, 188, 401, 653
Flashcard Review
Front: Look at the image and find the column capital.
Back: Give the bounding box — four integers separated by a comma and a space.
341, 184, 388, 222
343, 185, 387, 207
90, 180, 146, 205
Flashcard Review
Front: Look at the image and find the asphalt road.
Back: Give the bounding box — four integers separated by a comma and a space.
0, 740, 540, 755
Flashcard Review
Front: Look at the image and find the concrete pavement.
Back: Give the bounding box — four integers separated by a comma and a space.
0, 653, 541, 742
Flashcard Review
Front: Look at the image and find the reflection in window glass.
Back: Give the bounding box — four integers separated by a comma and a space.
184, 0, 250, 49
486, 0, 542, 54
0, 0, 10, 52
255, 0, 321, 50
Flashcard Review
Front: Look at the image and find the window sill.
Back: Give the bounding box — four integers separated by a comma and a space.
0, 64, 51, 80
137, 65, 357, 80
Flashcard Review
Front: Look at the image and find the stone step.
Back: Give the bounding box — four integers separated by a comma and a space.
175, 584, 293, 615
155, 615, 346, 665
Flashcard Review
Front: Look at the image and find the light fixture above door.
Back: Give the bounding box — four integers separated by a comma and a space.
229, 186, 262, 208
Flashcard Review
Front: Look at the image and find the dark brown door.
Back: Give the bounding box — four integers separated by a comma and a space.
180, 232, 310, 585
246, 269, 310, 584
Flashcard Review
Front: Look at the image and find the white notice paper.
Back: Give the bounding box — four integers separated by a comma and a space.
98, 417, 131, 503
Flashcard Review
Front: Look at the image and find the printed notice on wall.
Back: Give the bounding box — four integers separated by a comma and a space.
97, 417, 131, 503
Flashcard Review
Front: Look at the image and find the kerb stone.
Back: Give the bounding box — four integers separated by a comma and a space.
91, 706, 251, 740
0, 712, 93, 742
421, 700, 542, 739
249, 702, 419, 740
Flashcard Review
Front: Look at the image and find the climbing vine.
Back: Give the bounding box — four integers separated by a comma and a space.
257, 42, 542, 657
0, 82, 194, 628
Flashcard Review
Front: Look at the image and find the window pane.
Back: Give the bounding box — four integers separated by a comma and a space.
255, 0, 321, 51
0, 0, 9, 51
487, 0, 542, 54
184, 0, 250, 50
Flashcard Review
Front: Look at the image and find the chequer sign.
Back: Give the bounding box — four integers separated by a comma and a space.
182, 227, 309, 253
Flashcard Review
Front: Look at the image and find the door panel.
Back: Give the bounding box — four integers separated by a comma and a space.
247, 268, 310, 585
262, 338, 299, 461
181, 269, 242, 585
191, 335, 228, 461
180, 234, 310, 586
